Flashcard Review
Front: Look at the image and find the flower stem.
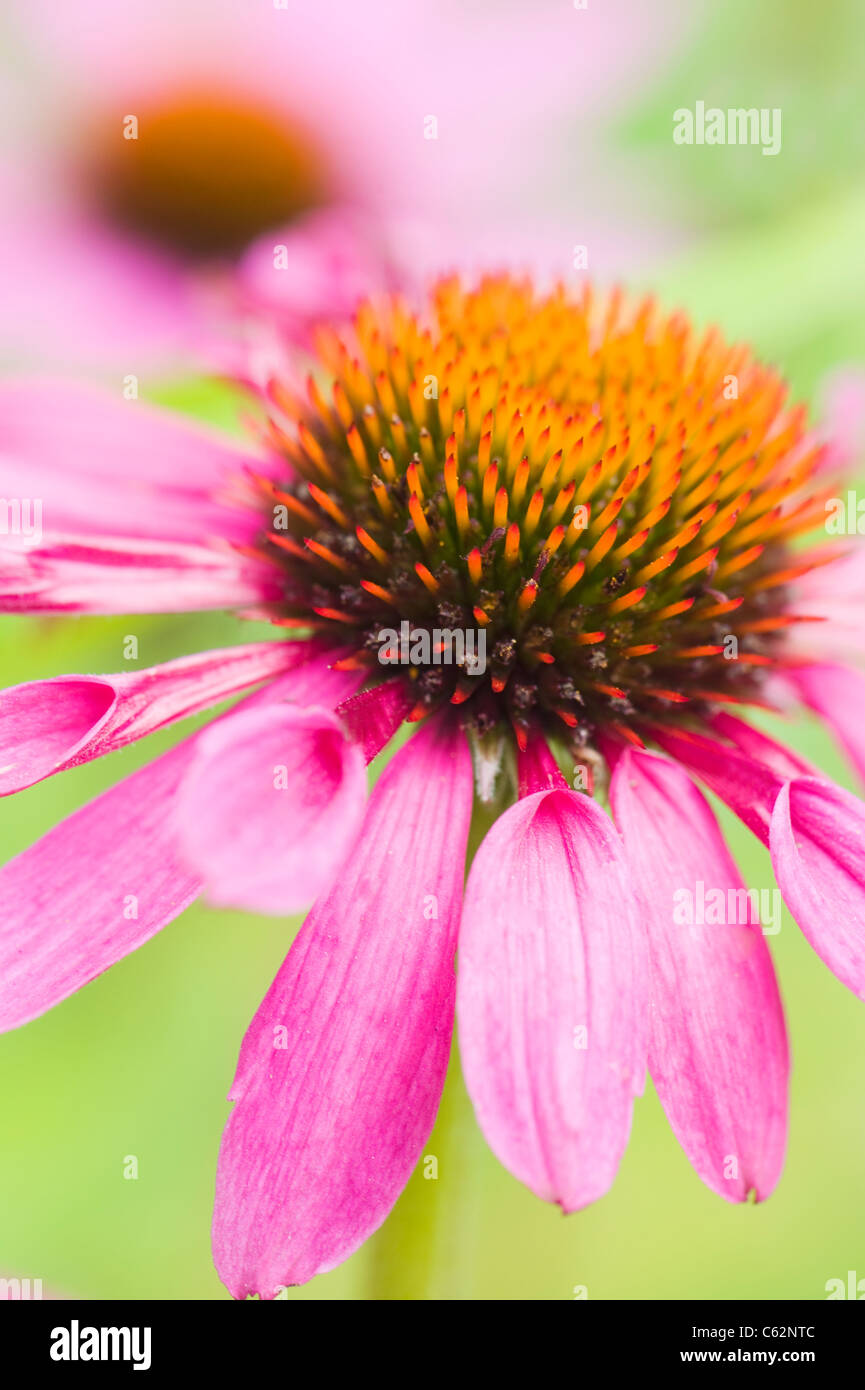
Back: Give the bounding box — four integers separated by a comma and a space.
364, 805, 495, 1301
364, 1052, 480, 1300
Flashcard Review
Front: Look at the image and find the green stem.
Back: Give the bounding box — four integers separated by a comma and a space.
365, 1053, 480, 1300
365, 805, 496, 1301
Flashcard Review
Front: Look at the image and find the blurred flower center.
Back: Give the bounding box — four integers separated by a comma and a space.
91, 93, 327, 259
251, 275, 827, 748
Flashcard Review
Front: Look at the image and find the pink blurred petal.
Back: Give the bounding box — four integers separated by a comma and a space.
0, 641, 303, 795
212, 717, 472, 1296
786, 662, 865, 789
255, 649, 361, 711
175, 703, 366, 915
0, 534, 281, 614
818, 366, 865, 473
0, 378, 267, 544
235, 209, 405, 347
788, 547, 865, 662
0, 212, 209, 375
456, 788, 647, 1212
610, 749, 788, 1202
770, 778, 865, 1000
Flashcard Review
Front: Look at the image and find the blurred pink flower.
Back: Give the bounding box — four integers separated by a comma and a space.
0, 0, 696, 374
818, 366, 865, 473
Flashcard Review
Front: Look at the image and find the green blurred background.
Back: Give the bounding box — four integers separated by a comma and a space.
2, 0, 865, 1299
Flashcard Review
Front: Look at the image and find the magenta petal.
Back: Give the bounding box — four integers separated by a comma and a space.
175, 703, 367, 915
0, 644, 350, 1030
0, 535, 282, 615
517, 732, 570, 795
0, 736, 201, 1032
335, 680, 413, 763
610, 750, 789, 1202
0, 679, 114, 794
708, 710, 818, 781
212, 718, 473, 1296
0, 642, 304, 794
457, 788, 647, 1212
788, 662, 865, 790
651, 725, 782, 845
770, 778, 865, 999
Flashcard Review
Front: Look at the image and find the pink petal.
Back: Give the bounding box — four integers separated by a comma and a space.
456, 787, 647, 1212
235, 208, 404, 349
0, 212, 208, 375
770, 778, 865, 1000
708, 711, 818, 781
609, 749, 788, 1202
334, 680, 412, 763
818, 366, 865, 473
0, 641, 304, 794
212, 717, 473, 1296
517, 731, 570, 795
788, 548, 865, 662
0, 734, 202, 1032
650, 725, 782, 846
0, 644, 352, 1031
175, 704, 366, 915
0, 534, 281, 614
0, 378, 267, 545
787, 662, 865, 789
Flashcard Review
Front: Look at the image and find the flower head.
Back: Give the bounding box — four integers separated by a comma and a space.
87, 91, 328, 260
1, 274, 864, 1298
250, 275, 831, 752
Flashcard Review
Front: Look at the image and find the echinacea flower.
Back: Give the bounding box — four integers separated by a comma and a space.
0, 0, 691, 375
2, 275, 865, 1298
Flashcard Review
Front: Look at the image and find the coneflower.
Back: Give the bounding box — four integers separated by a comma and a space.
1, 275, 863, 1297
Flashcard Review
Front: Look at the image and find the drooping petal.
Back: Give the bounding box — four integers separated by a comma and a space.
0, 534, 281, 614
656, 724, 865, 1000
175, 703, 366, 915
609, 748, 789, 1202
212, 717, 473, 1296
786, 662, 865, 789
0, 644, 352, 1031
770, 777, 865, 1000
650, 725, 782, 845
0, 641, 304, 794
0, 735, 202, 1032
708, 710, 818, 781
456, 787, 647, 1213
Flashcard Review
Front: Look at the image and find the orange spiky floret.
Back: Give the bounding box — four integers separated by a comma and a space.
251, 274, 829, 749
